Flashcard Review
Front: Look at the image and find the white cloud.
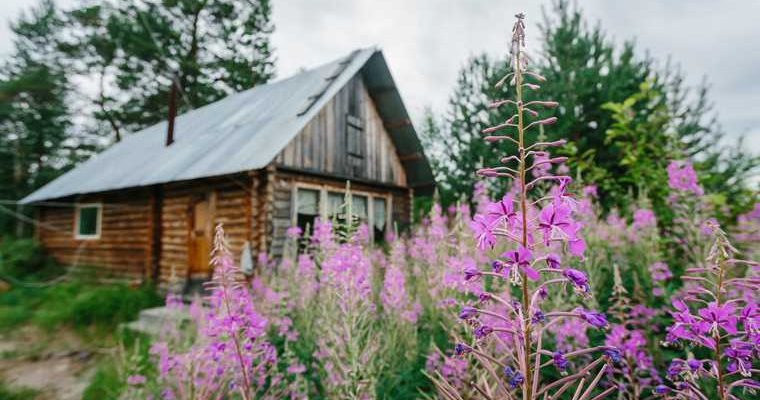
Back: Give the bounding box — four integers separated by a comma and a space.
2, 0, 758, 153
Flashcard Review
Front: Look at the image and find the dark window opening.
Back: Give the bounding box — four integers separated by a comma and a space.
348, 78, 361, 118
296, 189, 320, 237
373, 197, 387, 243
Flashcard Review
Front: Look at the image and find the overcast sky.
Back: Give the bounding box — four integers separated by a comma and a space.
2, 0, 759, 154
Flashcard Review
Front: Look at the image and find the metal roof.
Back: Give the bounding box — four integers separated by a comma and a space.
21, 47, 434, 204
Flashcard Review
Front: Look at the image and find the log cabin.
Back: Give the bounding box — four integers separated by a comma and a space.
20, 47, 434, 288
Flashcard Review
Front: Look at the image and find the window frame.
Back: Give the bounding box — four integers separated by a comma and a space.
290, 183, 392, 242
293, 187, 321, 236
74, 203, 102, 240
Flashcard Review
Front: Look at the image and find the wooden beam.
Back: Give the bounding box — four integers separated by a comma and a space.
398, 152, 424, 162
383, 118, 412, 131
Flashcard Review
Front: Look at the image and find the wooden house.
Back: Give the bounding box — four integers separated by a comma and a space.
20, 48, 434, 286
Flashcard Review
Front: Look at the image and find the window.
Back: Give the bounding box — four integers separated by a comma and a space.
294, 186, 391, 243
327, 192, 367, 225
295, 189, 320, 235
346, 117, 364, 158
346, 78, 364, 177
75, 204, 101, 239
347, 78, 361, 118
373, 197, 388, 243
327, 191, 345, 219
351, 195, 368, 225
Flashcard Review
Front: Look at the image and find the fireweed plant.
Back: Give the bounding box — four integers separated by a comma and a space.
136, 225, 305, 400
440, 13, 617, 400
659, 161, 760, 400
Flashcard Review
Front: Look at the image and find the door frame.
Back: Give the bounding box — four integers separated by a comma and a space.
187, 191, 217, 280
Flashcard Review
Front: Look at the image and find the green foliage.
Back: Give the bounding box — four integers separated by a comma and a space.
0, 0, 278, 237
82, 364, 123, 400
60, 0, 276, 139
82, 335, 155, 400
600, 81, 676, 215
0, 238, 58, 280
0, 382, 38, 400
0, 0, 72, 235
0, 279, 161, 334
422, 0, 759, 219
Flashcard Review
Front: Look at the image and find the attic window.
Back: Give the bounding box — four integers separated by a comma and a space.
346, 116, 364, 158
347, 78, 361, 117
75, 203, 101, 239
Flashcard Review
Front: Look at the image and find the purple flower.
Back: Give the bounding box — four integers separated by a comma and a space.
698, 302, 738, 335
464, 266, 481, 281
649, 262, 672, 282
474, 325, 493, 339
687, 359, 702, 372
471, 214, 496, 250
454, 343, 472, 357
566, 223, 586, 257
478, 292, 492, 303
632, 208, 656, 230
127, 374, 147, 385
491, 260, 505, 273
666, 361, 683, 378
287, 363, 307, 374
532, 310, 545, 324
603, 348, 622, 364
582, 185, 598, 198
667, 160, 703, 195
578, 309, 608, 329
545, 253, 561, 269
286, 225, 302, 239
503, 245, 538, 281
538, 201, 574, 245
654, 385, 671, 394
553, 351, 568, 370
563, 268, 590, 293
459, 306, 478, 320
740, 302, 758, 334
486, 194, 517, 226
724, 341, 753, 376
503, 366, 524, 389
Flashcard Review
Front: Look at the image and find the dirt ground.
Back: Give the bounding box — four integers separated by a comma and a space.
0, 326, 100, 400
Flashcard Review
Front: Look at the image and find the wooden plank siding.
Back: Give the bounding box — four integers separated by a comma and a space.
274, 75, 406, 186
37, 189, 153, 281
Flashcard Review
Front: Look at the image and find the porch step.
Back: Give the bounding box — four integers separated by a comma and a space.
122, 306, 192, 337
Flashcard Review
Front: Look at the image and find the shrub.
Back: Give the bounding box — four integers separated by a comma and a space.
0, 237, 58, 280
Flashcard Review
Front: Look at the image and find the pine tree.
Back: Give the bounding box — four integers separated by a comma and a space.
61, 0, 276, 140
423, 0, 758, 217
0, 0, 71, 235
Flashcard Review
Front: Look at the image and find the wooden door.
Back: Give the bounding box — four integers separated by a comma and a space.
189, 198, 212, 277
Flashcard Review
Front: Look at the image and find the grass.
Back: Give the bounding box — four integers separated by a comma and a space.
0, 280, 162, 335
0, 382, 38, 400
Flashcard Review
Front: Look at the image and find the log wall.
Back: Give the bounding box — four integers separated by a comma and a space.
37, 189, 152, 281
157, 175, 253, 285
